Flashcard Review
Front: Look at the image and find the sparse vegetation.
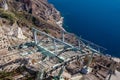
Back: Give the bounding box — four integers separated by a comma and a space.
0, 71, 14, 80
0, 9, 16, 23
44, 28, 50, 33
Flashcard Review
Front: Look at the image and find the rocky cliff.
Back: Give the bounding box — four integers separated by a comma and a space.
8, 0, 63, 27
0, 0, 65, 38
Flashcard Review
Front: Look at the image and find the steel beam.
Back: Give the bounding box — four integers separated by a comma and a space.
87, 52, 94, 68
32, 28, 74, 48
33, 30, 38, 44
78, 40, 81, 50
62, 31, 65, 42
53, 39, 57, 54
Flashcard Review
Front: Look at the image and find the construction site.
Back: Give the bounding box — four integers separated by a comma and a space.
0, 21, 119, 80
0, 0, 120, 80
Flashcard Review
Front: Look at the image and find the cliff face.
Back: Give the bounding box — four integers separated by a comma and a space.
0, 0, 79, 47
8, 0, 63, 27
0, 0, 65, 39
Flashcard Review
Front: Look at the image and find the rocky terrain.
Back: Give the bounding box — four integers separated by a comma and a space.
0, 0, 65, 38
0, 0, 79, 54
8, 0, 63, 26
0, 0, 120, 80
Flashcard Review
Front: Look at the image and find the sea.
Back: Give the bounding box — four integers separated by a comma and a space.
48, 0, 120, 57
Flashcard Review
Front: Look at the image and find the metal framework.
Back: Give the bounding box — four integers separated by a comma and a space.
31, 28, 107, 79
0, 27, 107, 80
32, 28, 106, 55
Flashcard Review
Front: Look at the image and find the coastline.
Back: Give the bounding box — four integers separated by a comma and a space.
56, 16, 66, 32
49, 0, 120, 59
48, 0, 120, 58
48, 0, 66, 32
0, 0, 120, 79
112, 57, 120, 63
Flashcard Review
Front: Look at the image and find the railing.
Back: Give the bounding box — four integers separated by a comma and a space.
32, 27, 107, 54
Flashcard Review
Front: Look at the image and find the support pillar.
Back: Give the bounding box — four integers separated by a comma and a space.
33, 29, 38, 44
98, 48, 100, 53
53, 39, 57, 54
58, 66, 64, 78
36, 69, 45, 80
53, 66, 65, 80
108, 61, 116, 80
108, 72, 112, 80
87, 52, 94, 68
80, 53, 94, 74
78, 40, 81, 50
62, 31, 65, 42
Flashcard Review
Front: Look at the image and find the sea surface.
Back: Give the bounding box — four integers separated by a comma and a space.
48, 0, 120, 57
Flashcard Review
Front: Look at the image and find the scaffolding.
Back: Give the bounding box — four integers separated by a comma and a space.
0, 27, 107, 79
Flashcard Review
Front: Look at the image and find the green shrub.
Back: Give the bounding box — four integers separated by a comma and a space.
43, 29, 50, 33
0, 9, 16, 23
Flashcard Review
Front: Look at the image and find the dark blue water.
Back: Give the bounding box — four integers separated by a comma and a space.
48, 0, 120, 57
